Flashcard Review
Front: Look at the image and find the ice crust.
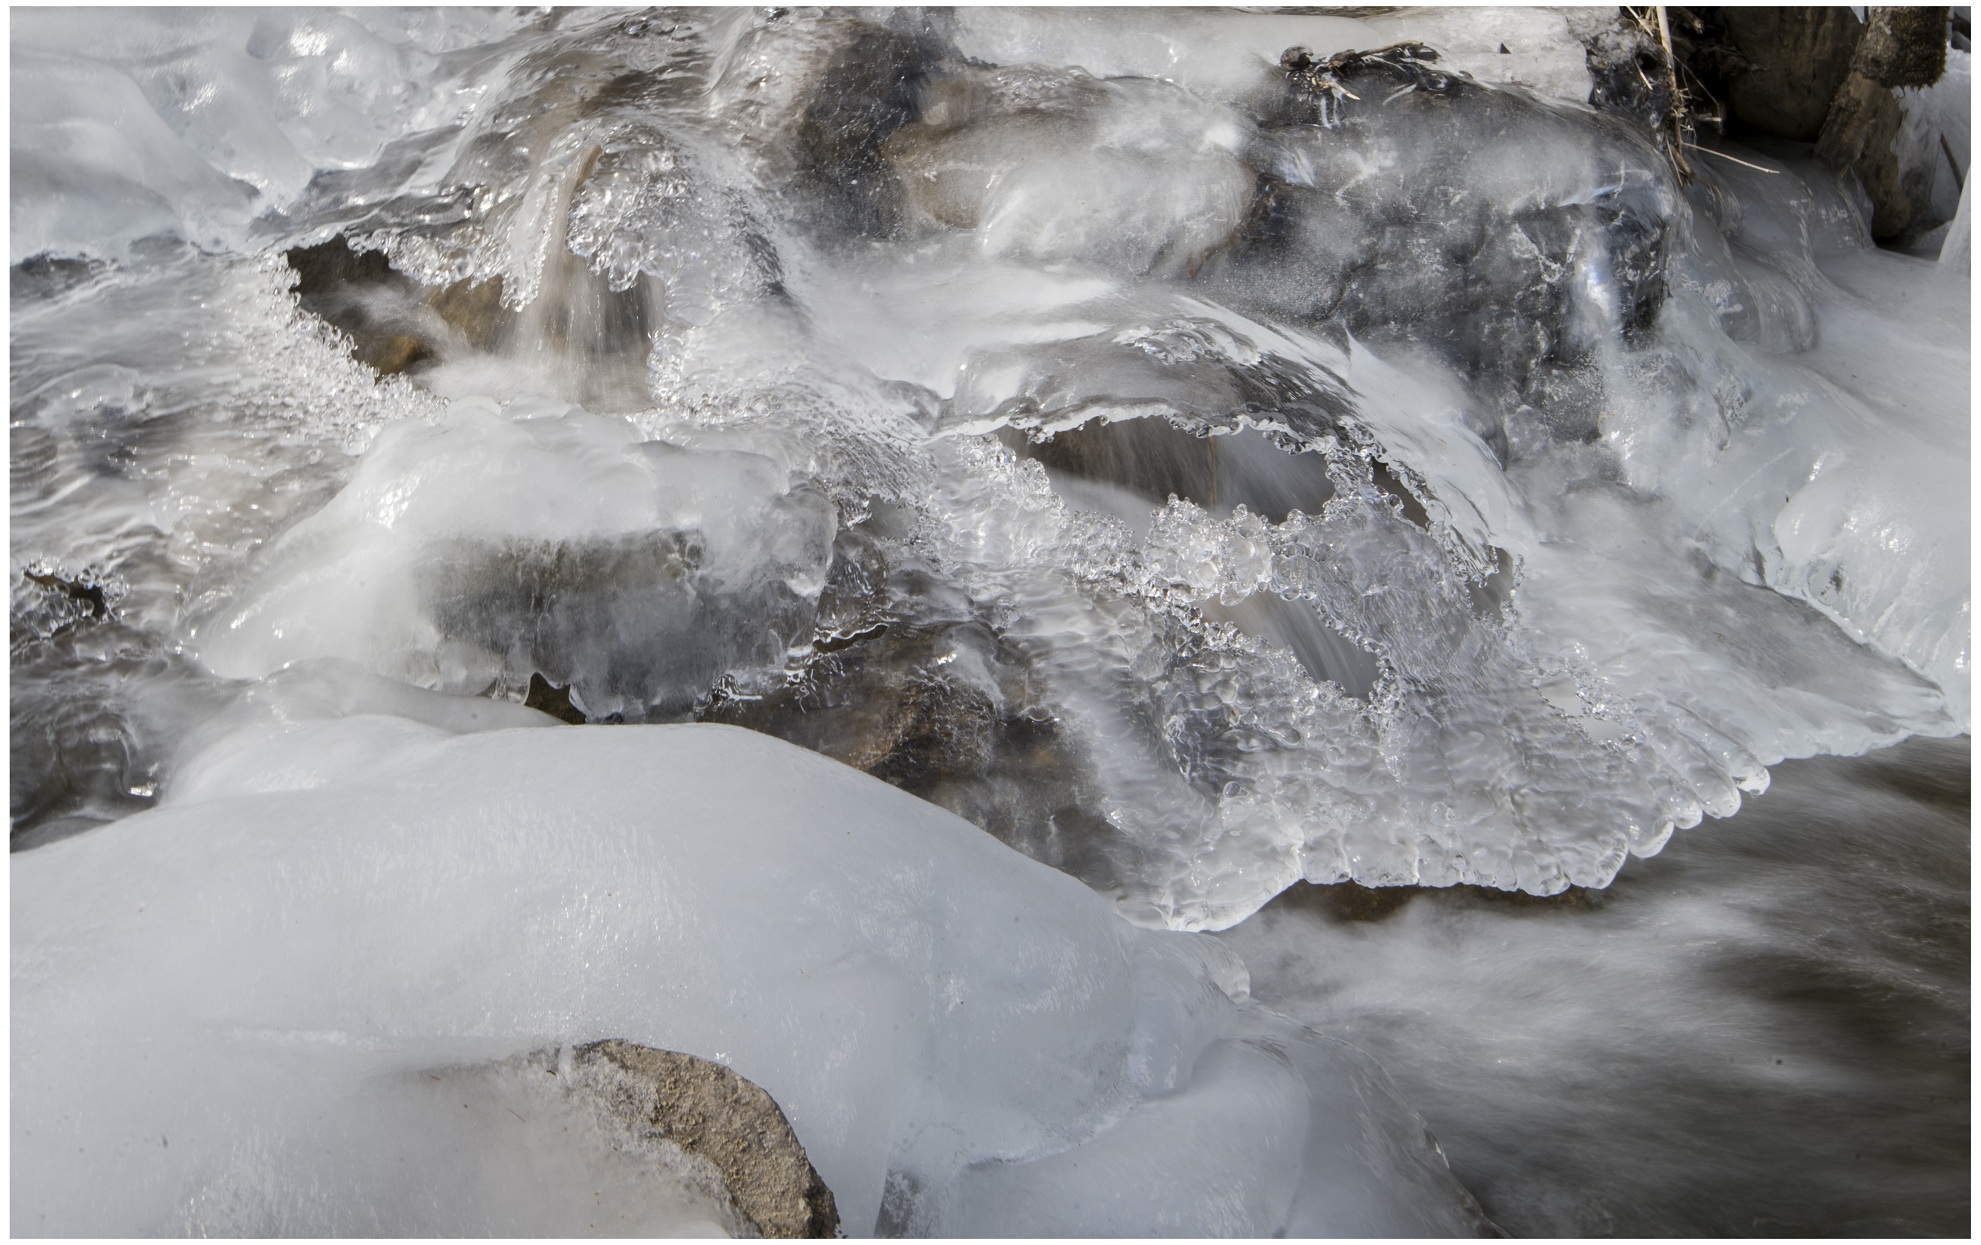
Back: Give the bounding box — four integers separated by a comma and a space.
12, 719, 1484, 1238
10, 6, 1970, 932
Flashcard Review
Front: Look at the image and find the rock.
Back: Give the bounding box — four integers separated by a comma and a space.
426, 274, 511, 352
1852, 5, 1950, 88
523, 671, 588, 724
707, 9, 949, 238
1575, 8, 1672, 129
1815, 7, 1953, 240
285, 237, 439, 376
570, 1040, 840, 1239
701, 613, 1100, 877
1723, 7, 1865, 141
285, 239, 511, 374
1241, 47, 1675, 440
1019, 416, 1219, 509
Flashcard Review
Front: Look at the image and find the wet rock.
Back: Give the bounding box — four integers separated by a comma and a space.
571, 1040, 839, 1239
1232, 47, 1675, 451
426, 274, 511, 352
9, 252, 104, 301
1574, 8, 1674, 130
711, 620, 1010, 794
14, 560, 120, 640
9, 628, 232, 849
700, 547, 1121, 891
1019, 417, 1218, 509
883, 61, 1255, 275
286, 239, 514, 374
710, 9, 950, 238
286, 237, 439, 376
1273, 879, 1605, 924
423, 529, 819, 724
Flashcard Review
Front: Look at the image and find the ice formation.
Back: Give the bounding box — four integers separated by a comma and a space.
13, 6, 1966, 931
13, 719, 1485, 1237
10, 4, 1971, 1236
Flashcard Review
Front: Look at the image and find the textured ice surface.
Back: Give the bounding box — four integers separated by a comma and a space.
192, 395, 837, 720
12, 720, 1485, 1238
9, 7, 1969, 931
9, 7, 533, 262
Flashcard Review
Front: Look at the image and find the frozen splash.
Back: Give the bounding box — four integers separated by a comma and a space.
10, 8, 1968, 928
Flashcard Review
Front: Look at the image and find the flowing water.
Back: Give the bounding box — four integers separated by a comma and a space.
10, 6, 1970, 1236
1219, 732, 1970, 1237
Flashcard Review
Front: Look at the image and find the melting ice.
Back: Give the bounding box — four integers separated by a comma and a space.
9, 5, 1970, 1237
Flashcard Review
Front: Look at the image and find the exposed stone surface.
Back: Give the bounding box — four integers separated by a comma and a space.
1018, 416, 1217, 508
700, 611, 1117, 887
571, 1040, 840, 1239
426, 273, 511, 351
1574, 7, 1673, 129
1722, 7, 1865, 141
1815, 7, 1953, 240
285, 238, 512, 374
1852, 5, 1950, 89
1815, 72, 1917, 238
286, 237, 438, 375
523, 671, 588, 724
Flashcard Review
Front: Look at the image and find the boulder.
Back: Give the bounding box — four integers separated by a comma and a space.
1816, 7, 1953, 239
1724, 7, 1865, 141
571, 1041, 840, 1239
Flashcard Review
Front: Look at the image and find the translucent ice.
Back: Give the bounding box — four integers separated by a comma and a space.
191, 396, 837, 721
12, 719, 1485, 1237
10, 7, 1969, 927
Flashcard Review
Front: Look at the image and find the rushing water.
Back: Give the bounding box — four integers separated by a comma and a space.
10, 6, 1970, 1236
1219, 733, 1970, 1237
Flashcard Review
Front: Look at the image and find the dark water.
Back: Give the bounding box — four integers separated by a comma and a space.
1217, 735, 1970, 1237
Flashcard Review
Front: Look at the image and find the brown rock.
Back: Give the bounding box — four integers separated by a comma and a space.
1723, 7, 1864, 141
1816, 71, 1914, 238
523, 671, 587, 725
1815, 8, 1953, 240
364, 333, 436, 376
1853, 4, 1950, 88
572, 1040, 840, 1239
284, 237, 441, 376
427, 275, 511, 352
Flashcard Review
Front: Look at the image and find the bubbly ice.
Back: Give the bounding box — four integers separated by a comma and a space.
13, 719, 1485, 1237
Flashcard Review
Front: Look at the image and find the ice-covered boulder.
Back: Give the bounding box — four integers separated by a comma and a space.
189, 397, 836, 721
12, 719, 1487, 1237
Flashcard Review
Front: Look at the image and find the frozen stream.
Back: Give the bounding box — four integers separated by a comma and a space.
10, 6, 1970, 1237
